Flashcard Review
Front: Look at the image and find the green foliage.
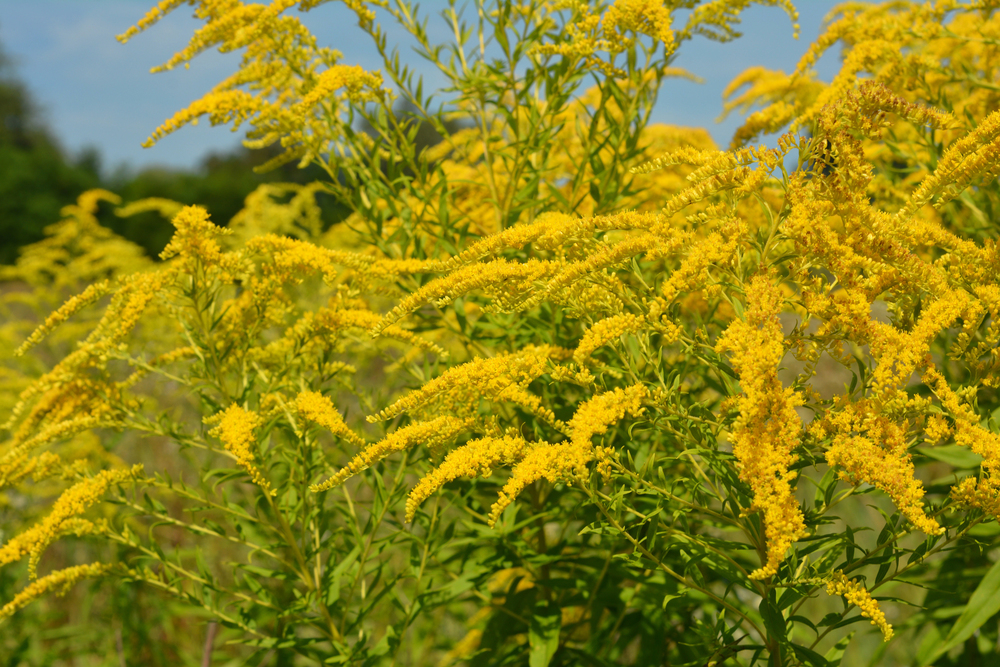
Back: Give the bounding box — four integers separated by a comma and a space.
5, 1, 1000, 666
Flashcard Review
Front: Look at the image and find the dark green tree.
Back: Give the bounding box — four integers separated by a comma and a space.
0, 43, 101, 264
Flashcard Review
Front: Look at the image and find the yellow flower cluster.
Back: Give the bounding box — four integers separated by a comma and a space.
677, 0, 798, 44
114, 196, 184, 221
210, 405, 273, 496
486, 383, 648, 526
245, 234, 425, 287
368, 345, 568, 423
295, 64, 386, 116
868, 291, 967, 403
295, 391, 365, 449
313, 416, 477, 493
119, 0, 371, 170
821, 400, 942, 535
406, 435, 531, 522
715, 276, 806, 579
159, 205, 231, 266
826, 572, 893, 641
0, 563, 112, 622
14, 281, 111, 357
0, 466, 141, 579
602, 0, 675, 54
925, 367, 1000, 517
373, 259, 564, 335
573, 313, 646, 365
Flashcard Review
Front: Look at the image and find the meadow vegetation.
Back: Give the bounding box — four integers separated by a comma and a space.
3, 1, 1000, 665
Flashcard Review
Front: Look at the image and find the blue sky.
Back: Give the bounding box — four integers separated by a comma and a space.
0, 1, 843, 175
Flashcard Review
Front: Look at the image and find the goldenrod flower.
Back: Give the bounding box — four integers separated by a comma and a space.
0, 563, 112, 621
824, 400, 942, 536
573, 313, 645, 365
295, 64, 386, 115
0, 466, 141, 578
925, 367, 1000, 517
826, 572, 893, 641
487, 383, 647, 526
368, 345, 569, 423
716, 275, 806, 579
159, 205, 230, 265
313, 416, 476, 493
603, 0, 675, 54
15, 281, 112, 357
406, 435, 531, 522
211, 405, 274, 496
295, 390, 366, 448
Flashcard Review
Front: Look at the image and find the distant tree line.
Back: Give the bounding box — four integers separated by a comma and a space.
0, 43, 347, 265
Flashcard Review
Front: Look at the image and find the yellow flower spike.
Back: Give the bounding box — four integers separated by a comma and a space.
715, 275, 807, 580
568, 384, 647, 464
0, 563, 112, 622
160, 205, 230, 264
367, 345, 569, 423
0, 451, 63, 492
429, 211, 576, 271
407, 435, 532, 522
211, 405, 274, 497
314, 416, 477, 493
14, 280, 112, 357
485, 383, 648, 527
116, 0, 188, 43
925, 367, 1000, 517
0, 466, 142, 578
245, 234, 426, 286
573, 313, 646, 365
824, 401, 942, 536
869, 291, 968, 401
114, 197, 185, 221
826, 572, 893, 641
295, 64, 387, 116
679, 0, 798, 44
110, 271, 174, 344
372, 259, 564, 336
316, 309, 447, 358
295, 390, 366, 449
603, 0, 675, 55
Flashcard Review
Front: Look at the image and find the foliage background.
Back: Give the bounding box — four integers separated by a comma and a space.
3, 1, 1000, 666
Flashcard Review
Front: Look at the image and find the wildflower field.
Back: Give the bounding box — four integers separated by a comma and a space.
4, 0, 1000, 664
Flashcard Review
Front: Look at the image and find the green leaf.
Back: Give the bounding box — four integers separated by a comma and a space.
790, 642, 829, 667
759, 594, 786, 641
923, 555, 1000, 664
529, 601, 561, 667
824, 631, 854, 667
918, 445, 983, 469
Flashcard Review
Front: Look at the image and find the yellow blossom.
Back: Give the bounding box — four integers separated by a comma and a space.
823, 400, 942, 536
160, 205, 230, 265
368, 345, 569, 423
210, 405, 274, 496
406, 435, 531, 522
295, 64, 386, 115
573, 314, 646, 365
313, 416, 477, 493
14, 281, 112, 357
488, 383, 647, 526
603, 0, 675, 54
715, 275, 806, 579
295, 390, 366, 448
0, 466, 141, 578
925, 367, 1000, 517
0, 563, 112, 621
826, 572, 893, 641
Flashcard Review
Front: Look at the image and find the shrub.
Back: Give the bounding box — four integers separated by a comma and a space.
3, 1, 1000, 665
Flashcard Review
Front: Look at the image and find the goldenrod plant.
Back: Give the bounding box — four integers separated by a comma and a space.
4, 0, 1000, 665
